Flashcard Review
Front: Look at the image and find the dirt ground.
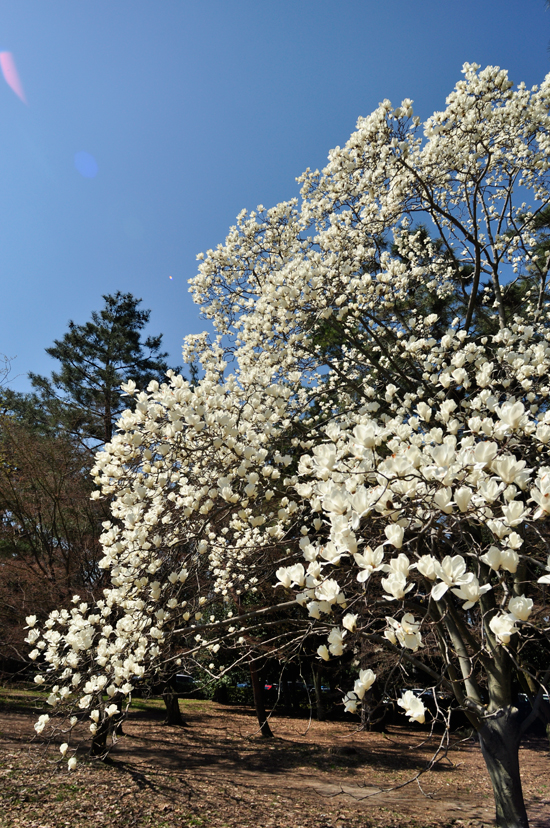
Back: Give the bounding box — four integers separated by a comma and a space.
0, 692, 549, 828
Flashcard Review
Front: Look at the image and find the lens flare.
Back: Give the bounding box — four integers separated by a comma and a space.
74, 151, 98, 178
0, 52, 26, 104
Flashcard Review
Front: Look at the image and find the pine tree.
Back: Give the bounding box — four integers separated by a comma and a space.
29, 292, 174, 449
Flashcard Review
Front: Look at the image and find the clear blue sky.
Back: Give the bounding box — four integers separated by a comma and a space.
1, 0, 549, 391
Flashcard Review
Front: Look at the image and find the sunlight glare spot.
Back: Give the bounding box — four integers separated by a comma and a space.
0, 52, 27, 104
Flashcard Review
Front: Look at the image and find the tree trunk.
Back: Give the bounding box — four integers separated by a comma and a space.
162, 681, 187, 725
249, 661, 273, 738
90, 712, 125, 756
360, 698, 368, 730
90, 721, 109, 757
478, 707, 529, 828
311, 664, 325, 721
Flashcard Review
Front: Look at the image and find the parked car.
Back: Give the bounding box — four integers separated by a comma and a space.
175, 673, 197, 694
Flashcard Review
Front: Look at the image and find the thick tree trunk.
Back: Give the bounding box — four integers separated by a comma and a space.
311, 664, 325, 721
90, 712, 125, 756
249, 661, 273, 738
162, 676, 188, 725
478, 707, 529, 828
162, 685, 187, 726
90, 721, 109, 757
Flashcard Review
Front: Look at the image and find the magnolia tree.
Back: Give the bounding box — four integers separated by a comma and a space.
28, 64, 550, 828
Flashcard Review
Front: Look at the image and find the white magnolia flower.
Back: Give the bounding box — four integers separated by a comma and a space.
343, 693, 358, 713
322, 489, 350, 515
398, 690, 426, 723
307, 601, 322, 619
538, 554, 550, 584
506, 532, 523, 550
342, 613, 358, 632
34, 714, 50, 734
416, 555, 439, 580
451, 576, 491, 609
354, 546, 385, 582
275, 567, 292, 588
321, 541, 350, 564
383, 553, 410, 578
315, 579, 344, 605
489, 613, 517, 645
353, 669, 376, 699
434, 487, 453, 514
352, 424, 378, 450
416, 402, 432, 422
454, 487, 472, 512
385, 614, 423, 651
493, 455, 530, 488
68, 757, 78, 771
497, 401, 525, 430
501, 549, 520, 572
474, 442, 498, 466
317, 644, 330, 661
287, 563, 306, 587
384, 524, 405, 549
431, 555, 471, 601
481, 545, 519, 574
327, 627, 346, 656
381, 572, 413, 601
508, 595, 533, 622
501, 500, 528, 527
531, 475, 550, 518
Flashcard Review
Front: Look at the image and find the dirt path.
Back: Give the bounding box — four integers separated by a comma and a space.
1, 699, 549, 827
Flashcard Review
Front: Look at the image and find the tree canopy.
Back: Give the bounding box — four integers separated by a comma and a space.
0, 419, 105, 663
28, 65, 550, 828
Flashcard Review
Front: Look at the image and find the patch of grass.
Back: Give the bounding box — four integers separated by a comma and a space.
0, 687, 49, 711
129, 698, 166, 713
176, 697, 211, 713
128, 696, 212, 718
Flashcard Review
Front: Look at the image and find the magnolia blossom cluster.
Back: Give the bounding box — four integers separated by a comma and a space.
30, 317, 550, 741
271, 320, 550, 705
28, 65, 550, 756
25, 370, 309, 760
188, 65, 550, 395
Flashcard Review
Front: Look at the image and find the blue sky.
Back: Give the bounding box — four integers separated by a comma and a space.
1, 0, 549, 391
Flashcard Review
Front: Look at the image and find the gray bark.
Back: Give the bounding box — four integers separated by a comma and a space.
163, 684, 187, 726
249, 661, 273, 738
478, 707, 529, 828
311, 664, 325, 721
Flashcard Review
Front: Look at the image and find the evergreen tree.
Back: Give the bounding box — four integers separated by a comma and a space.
28, 292, 174, 449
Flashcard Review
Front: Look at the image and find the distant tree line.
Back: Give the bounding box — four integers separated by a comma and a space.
0, 292, 175, 670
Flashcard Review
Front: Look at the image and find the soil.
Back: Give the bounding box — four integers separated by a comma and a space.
0, 693, 549, 828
